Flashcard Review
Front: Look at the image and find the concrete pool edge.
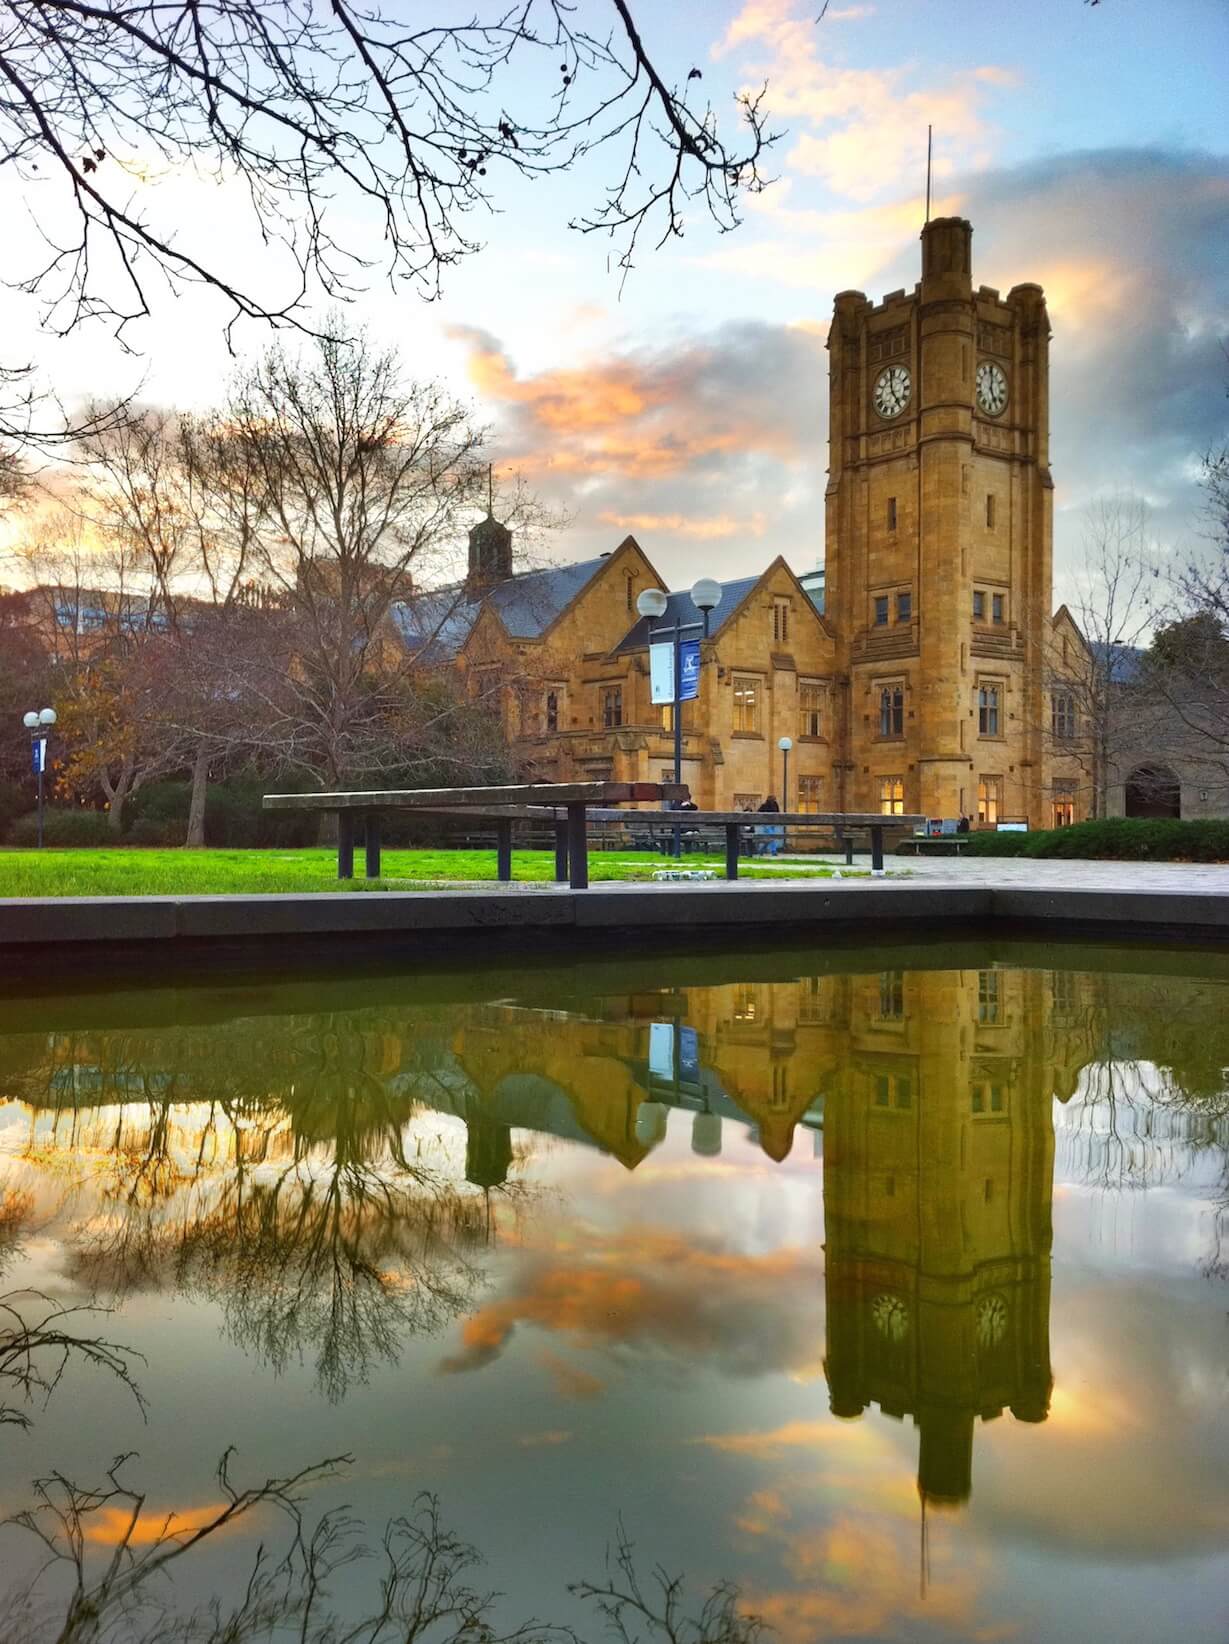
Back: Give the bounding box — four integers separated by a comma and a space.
1, 880, 1226, 960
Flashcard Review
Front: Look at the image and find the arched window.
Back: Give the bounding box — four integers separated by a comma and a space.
879, 685, 903, 737
978, 684, 1000, 736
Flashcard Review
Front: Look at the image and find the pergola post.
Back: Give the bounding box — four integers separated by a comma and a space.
566, 804, 589, 890
495, 818, 513, 882
337, 812, 355, 880
725, 823, 740, 881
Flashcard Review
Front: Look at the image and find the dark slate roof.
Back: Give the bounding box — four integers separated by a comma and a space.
1090, 640, 1147, 685
392, 554, 610, 660
615, 575, 762, 652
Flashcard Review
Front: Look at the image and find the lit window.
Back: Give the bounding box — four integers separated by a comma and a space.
978, 684, 1000, 736
977, 775, 1002, 825
799, 680, 824, 738
797, 775, 823, 813
1052, 779, 1076, 828
879, 776, 904, 816
874, 595, 889, 626
732, 675, 760, 734
896, 591, 911, 623
879, 685, 904, 737
601, 685, 622, 728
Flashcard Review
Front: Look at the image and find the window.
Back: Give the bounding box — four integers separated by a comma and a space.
972, 1083, 1006, 1115
887, 496, 897, 531
1051, 970, 1077, 1025
986, 493, 996, 529
771, 1064, 789, 1106
879, 684, 904, 738
978, 971, 1000, 1024
978, 683, 1000, 736
896, 591, 912, 624
973, 589, 985, 622
992, 593, 1005, 624
797, 775, 823, 813
733, 792, 762, 812
875, 1071, 913, 1109
1051, 691, 1076, 740
880, 776, 904, 816
799, 975, 832, 1025
1052, 779, 1076, 828
545, 690, 559, 732
733, 675, 761, 734
977, 775, 1003, 826
772, 597, 791, 645
799, 680, 824, 738
874, 595, 889, 626
733, 985, 759, 1022
601, 685, 622, 728
879, 971, 904, 1019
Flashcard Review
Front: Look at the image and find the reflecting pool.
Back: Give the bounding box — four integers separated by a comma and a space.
1, 942, 1227, 1642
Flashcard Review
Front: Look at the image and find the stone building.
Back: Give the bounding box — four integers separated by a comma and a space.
397, 216, 1088, 824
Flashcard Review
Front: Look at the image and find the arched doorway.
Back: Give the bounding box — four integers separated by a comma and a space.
1124, 764, 1181, 819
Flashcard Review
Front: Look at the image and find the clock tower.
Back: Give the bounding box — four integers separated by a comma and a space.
825, 217, 1053, 826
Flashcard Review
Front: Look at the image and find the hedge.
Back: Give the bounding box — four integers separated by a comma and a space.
961, 817, 1229, 862
7, 808, 115, 847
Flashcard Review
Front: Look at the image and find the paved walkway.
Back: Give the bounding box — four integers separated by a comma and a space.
759, 853, 1229, 893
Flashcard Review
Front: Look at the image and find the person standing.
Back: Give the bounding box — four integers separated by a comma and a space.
756, 795, 783, 857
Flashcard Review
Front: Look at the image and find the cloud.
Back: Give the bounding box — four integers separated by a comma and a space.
437, 1227, 822, 1384
717, 0, 1011, 201
447, 319, 826, 581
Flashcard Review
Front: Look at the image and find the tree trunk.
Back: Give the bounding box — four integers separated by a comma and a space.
106, 758, 135, 834
186, 745, 210, 847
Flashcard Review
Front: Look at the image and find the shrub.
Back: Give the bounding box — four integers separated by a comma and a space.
961, 817, 1229, 862
0, 780, 29, 842
127, 816, 184, 846
8, 808, 114, 847
128, 781, 191, 830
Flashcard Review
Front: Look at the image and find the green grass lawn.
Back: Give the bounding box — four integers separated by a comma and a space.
0, 846, 849, 898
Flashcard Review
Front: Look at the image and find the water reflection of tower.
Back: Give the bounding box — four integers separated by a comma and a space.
822, 968, 1056, 1506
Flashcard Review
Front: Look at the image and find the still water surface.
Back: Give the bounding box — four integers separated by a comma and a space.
1, 942, 1227, 1642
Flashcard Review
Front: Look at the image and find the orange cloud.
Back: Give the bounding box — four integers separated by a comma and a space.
83, 1500, 236, 1547
438, 1227, 822, 1383
446, 323, 821, 485
596, 510, 767, 540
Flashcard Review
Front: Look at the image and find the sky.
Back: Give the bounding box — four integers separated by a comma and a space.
4, 0, 1228, 606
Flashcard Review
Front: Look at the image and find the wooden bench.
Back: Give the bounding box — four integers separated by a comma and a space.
261, 782, 687, 890
582, 810, 923, 876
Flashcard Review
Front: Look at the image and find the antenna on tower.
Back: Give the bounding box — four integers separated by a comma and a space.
925, 124, 933, 224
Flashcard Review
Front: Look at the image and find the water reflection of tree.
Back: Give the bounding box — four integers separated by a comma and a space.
2, 1009, 538, 1401
2, 1452, 761, 1644
1058, 972, 1229, 1272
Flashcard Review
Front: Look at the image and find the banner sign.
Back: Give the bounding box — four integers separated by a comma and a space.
649, 641, 674, 705
678, 639, 701, 702
31, 737, 46, 775
649, 638, 702, 705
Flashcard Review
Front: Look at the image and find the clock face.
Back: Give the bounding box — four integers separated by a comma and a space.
976, 360, 1008, 416
872, 364, 911, 420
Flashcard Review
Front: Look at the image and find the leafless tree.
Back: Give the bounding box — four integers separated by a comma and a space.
0, 1289, 144, 1431
0, 1, 775, 340
1047, 495, 1160, 817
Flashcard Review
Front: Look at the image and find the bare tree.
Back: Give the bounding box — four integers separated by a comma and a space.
0, 1, 775, 340
0, 1289, 144, 1431
213, 325, 528, 788
1048, 496, 1160, 817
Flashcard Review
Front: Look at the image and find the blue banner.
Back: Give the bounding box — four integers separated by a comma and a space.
31, 737, 46, 774
678, 639, 701, 701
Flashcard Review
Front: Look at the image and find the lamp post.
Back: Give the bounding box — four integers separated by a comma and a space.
637, 578, 722, 858
22, 707, 57, 849
777, 735, 792, 809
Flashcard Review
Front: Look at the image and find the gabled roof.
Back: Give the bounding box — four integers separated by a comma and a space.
393, 553, 613, 661
615, 575, 762, 653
